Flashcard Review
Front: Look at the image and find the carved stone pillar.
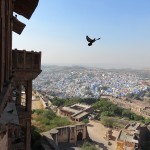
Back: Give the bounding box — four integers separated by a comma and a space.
25, 80, 32, 112
16, 83, 21, 106
25, 80, 32, 150
0, 0, 5, 92
25, 120, 31, 150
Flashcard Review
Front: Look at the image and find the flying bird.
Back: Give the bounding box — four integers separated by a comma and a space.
86, 36, 101, 46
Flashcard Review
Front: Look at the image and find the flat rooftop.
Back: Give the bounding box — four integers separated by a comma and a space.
118, 130, 133, 142
118, 123, 140, 143
61, 106, 79, 114
70, 103, 91, 110
125, 123, 140, 130
60, 103, 92, 120
74, 112, 89, 119
61, 103, 91, 116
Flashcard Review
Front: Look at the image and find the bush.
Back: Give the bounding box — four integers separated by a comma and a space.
52, 98, 65, 107
101, 117, 114, 127
32, 109, 72, 132
42, 110, 56, 119
113, 122, 124, 129
81, 141, 99, 150
145, 118, 150, 124
33, 109, 44, 115
82, 118, 89, 124
101, 111, 112, 117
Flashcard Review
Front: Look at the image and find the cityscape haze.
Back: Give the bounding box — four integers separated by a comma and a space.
12, 0, 150, 69
2, 0, 150, 150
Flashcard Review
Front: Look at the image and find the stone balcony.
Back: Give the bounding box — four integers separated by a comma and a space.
12, 49, 42, 81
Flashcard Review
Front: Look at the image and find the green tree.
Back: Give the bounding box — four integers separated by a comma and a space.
133, 114, 144, 121
82, 118, 89, 124
110, 105, 122, 116
101, 111, 112, 117
101, 117, 114, 127
145, 118, 150, 124
52, 98, 65, 106
80, 98, 98, 105
122, 110, 131, 118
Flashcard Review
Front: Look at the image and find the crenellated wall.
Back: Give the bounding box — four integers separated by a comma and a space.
42, 124, 87, 147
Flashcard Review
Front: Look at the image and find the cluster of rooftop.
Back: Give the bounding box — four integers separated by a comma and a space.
116, 123, 141, 150
33, 66, 149, 99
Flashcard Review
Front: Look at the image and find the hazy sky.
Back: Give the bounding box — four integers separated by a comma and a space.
13, 0, 150, 69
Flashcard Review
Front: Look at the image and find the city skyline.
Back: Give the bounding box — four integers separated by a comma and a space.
12, 0, 150, 69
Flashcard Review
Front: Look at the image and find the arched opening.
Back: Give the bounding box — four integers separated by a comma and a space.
21, 85, 26, 107
77, 132, 83, 141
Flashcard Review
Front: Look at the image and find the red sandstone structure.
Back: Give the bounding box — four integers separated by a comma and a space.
116, 123, 141, 150
0, 0, 41, 150
59, 103, 94, 122
42, 124, 87, 149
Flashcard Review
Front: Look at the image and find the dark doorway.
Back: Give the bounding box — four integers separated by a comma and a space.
77, 132, 83, 141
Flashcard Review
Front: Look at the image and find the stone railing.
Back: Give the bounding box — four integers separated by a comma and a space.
12, 49, 41, 71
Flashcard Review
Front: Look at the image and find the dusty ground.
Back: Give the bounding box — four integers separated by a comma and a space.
87, 120, 120, 150
32, 98, 44, 110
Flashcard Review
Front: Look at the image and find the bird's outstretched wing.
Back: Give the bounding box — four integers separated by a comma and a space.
86, 36, 93, 42
97, 38, 101, 40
